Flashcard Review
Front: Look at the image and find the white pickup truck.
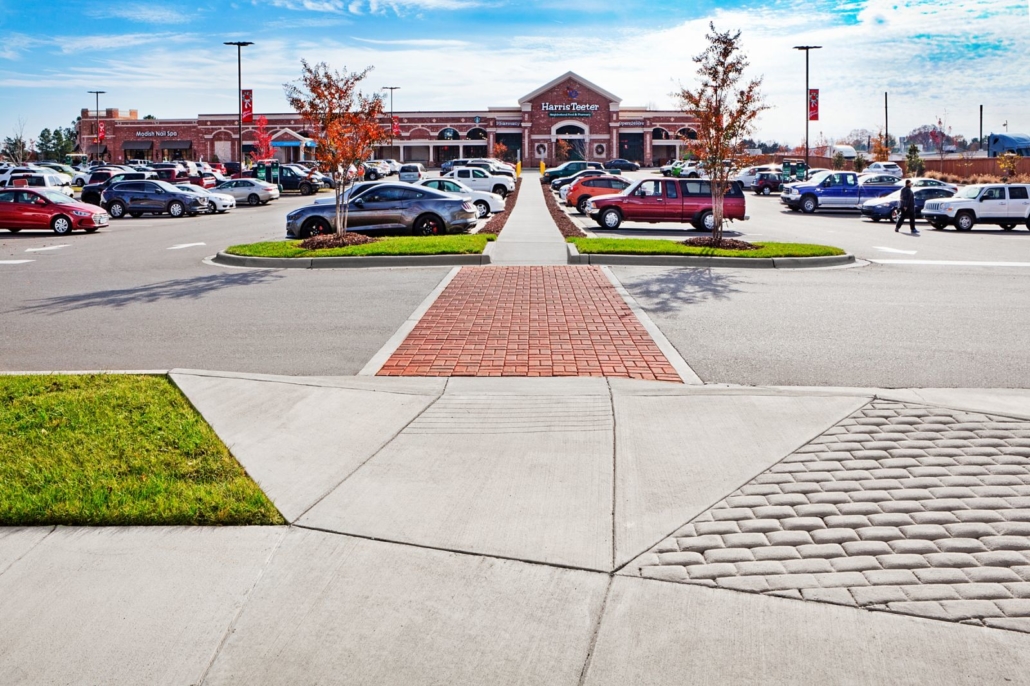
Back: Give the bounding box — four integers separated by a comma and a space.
442, 167, 515, 198
920, 183, 1030, 231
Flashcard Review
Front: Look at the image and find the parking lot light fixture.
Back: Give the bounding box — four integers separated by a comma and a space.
87, 90, 106, 162
793, 45, 821, 173
224, 41, 254, 168
383, 86, 399, 148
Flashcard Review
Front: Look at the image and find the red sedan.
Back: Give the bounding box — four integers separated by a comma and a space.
0, 188, 109, 235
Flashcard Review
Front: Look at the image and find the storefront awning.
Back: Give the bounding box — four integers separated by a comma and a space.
122, 141, 154, 150
86, 144, 107, 154
159, 140, 193, 150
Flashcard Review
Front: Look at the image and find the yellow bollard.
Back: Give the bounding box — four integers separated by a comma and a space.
540, 160, 546, 175
516, 160, 521, 177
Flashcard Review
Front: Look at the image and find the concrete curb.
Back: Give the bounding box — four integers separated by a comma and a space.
567, 247, 854, 269
212, 251, 491, 269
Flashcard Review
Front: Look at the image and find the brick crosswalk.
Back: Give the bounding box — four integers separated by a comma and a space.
377, 266, 681, 381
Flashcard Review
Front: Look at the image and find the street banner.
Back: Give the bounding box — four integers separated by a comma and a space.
242, 90, 253, 123
391, 116, 400, 136
98, 121, 106, 142
808, 89, 819, 121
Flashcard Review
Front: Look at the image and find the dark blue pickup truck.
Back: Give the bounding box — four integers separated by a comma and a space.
781, 171, 900, 213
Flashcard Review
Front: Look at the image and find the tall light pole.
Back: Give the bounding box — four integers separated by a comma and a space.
224, 41, 253, 169
793, 45, 821, 173
382, 86, 399, 154
87, 90, 105, 162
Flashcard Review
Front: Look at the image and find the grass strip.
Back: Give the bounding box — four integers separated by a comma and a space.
0, 374, 284, 526
227, 233, 494, 258
569, 237, 845, 258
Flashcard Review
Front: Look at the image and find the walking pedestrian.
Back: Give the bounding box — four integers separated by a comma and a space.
895, 179, 919, 234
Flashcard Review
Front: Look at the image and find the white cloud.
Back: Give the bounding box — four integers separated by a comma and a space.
353, 37, 472, 47
87, 4, 195, 24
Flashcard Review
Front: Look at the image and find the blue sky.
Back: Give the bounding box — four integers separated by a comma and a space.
1, 0, 1027, 146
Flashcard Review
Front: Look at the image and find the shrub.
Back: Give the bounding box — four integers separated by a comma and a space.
831, 151, 845, 170
905, 144, 925, 177
852, 154, 868, 173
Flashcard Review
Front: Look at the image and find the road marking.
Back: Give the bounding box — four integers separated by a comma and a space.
873, 246, 918, 255
0, 260, 34, 265
168, 242, 207, 250
871, 259, 1030, 267
25, 244, 71, 253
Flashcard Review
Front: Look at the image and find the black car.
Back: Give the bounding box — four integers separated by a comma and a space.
551, 169, 614, 191
80, 171, 156, 206
860, 187, 955, 223
100, 180, 208, 218
604, 158, 640, 171
751, 172, 783, 196
441, 158, 470, 175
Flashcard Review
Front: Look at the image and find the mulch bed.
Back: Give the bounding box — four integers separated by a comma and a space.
299, 232, 380, 250
541, 185, 588, 238
683, 236, 757, 250
477, 178, 522, 236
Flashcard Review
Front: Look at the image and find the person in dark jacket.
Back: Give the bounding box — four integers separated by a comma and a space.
895, 179, 918, 234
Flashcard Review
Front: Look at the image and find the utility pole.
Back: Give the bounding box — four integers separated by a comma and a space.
382, 86, 400, 154
884, 92, 889, 158
979, 105, 983, 152
793, 46, 821, 173
87, 90, 105, 162
224, 41, 254, 169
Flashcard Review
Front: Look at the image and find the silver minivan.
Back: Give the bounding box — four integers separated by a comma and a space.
398, 163, 426, 183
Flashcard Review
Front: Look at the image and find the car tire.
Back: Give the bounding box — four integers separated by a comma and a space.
599, 208, 622, 230
84, 227, 98, 234
890, 208, 901, 223
762, 186, 771, 196
474, 200, 490, 218
129, 211, 143, 218
576, 196, 590, 214
1001, 223, 1016, 230
301, 217, 331, 238
168, 200, 186, 218
955, 211, 975, 231
7, 228, 21, 233
366, 171, 379, 181
51, 215, 73, 235
414, 214, 444, 236
108, 201, 126, 219
699, 211, 715, 232
492, 185, 507, 198
247, 194, 260, 206
800, 195, 818, 214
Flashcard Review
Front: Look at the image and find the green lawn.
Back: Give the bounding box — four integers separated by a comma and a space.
569, 237, 845, 258
0, 374, 284, 526
227, 234, 495, 258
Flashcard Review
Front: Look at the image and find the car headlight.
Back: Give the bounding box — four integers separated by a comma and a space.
72, 210, 91, 217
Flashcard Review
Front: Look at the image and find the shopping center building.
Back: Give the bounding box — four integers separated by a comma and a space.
79, 72, 698, 167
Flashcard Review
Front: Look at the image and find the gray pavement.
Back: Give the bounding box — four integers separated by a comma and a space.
490, 174, 569, 265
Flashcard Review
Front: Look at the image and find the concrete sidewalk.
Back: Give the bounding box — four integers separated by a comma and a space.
3, 372, 1029, 685
490, 172, 569, 265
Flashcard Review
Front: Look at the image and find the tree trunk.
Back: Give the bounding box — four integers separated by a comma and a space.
711, 183, 725, 245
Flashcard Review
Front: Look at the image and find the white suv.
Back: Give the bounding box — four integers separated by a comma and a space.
865, 161, 904, 177
443, 167, 515, 197
921, 184, 1030, 231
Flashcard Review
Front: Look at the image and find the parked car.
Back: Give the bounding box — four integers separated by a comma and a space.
864, 161, 904, 177
781, 171, 900, 213
735, 165, 780, 188
566, 175, 633, 214
101, 180, 209, 218
751, 171, 783, 195
284, 183, 477, 238
417, 177, 505, 218
603, 158, 640, 172
3, 173, 74, 197
464, 160, 516, 179
909, 177, 958, 193
551, 169, 612, 192
860, 187, 955, 223
858, 173, 903, 187
212, 178, 280, 205
80, 171, 157, 206
0, 187, 109, 234
441, 158, 470, 175
920, 184, 1030, 231
0, 165, 45, 186
361, 161, 390, 180
443, 167, 515, 197
541, 160, 606, 184
398, 163, 427, 183
36, 162, 78, 179
174, 184, 236, 213
585, 178, 748, 231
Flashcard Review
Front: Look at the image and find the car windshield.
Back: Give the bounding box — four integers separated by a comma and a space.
808, 171, 832, 184
176, 185, 201, 194
153, 180, 181, 193
43, 191, 75, 204
956, 186, 982, 199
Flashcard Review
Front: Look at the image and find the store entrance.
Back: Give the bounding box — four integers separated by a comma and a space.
618, 133, 644, 164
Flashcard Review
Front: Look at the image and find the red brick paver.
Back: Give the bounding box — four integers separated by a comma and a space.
377, 266, 681, 381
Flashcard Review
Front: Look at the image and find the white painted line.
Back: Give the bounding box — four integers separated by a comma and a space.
600, 265, 704, 386
870, 259, 1030, 267
873, 246, 918, 255
358, 266, 462, 376
0, 260, 34, 265
168, 242, 207, 250
25, 244, 70, 253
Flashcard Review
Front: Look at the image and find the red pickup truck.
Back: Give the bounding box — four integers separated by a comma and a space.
586, 178, 748, 231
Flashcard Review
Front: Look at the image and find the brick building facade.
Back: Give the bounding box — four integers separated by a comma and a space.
79, 72, 698, 168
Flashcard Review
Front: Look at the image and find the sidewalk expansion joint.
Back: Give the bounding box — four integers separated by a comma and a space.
576, 576, 614, 686
0, 526, 56, 580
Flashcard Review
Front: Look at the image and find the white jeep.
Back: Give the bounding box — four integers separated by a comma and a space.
920, 183, 1030, 231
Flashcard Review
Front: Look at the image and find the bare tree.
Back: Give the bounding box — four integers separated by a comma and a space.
2, 119, 30, 165
675, 23, 768, 245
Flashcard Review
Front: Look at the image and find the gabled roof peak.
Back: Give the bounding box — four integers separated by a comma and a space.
518, 72, 622, 105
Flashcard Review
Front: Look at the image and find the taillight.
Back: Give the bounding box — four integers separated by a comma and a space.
462, 201, 474, 212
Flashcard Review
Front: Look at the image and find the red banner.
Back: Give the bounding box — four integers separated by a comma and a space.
391, 115, 400, 136
808, 89, 819, 121
241, 89, 253, 124
97, 121, 106, 142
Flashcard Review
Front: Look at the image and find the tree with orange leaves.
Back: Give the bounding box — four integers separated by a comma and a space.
249, 115, 274, 163
676, 23, 768, 245
284, 61, 388, 234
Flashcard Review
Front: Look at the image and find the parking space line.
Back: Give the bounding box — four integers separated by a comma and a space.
873, 246, 917, 255
25, 244, 70, 253
168, 243, 207, 250
0, 260, 34, 265
870, 259, 1030, 267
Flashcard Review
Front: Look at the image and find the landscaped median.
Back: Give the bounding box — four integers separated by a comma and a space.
566, 237, 854, 269
0, 374, 283, 526
215, 234, 496, 268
